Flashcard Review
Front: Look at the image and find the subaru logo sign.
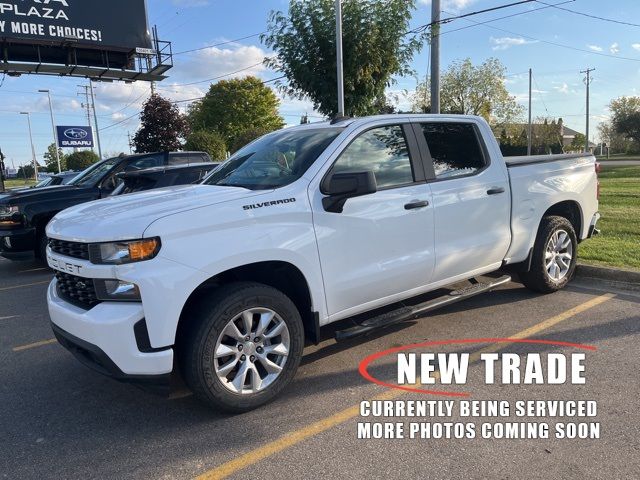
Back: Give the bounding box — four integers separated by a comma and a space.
64, 128, 89, 140
56, 126, 94, 148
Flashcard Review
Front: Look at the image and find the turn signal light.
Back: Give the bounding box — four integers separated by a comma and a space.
128, 239, 160, 262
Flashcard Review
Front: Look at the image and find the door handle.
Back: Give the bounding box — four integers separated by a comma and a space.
404, 200, 430, 210
487, 187, 506, 195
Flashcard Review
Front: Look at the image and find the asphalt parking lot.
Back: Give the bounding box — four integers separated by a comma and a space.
2, 256, 639, 479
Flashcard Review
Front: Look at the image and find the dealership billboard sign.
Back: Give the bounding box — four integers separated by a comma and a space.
56, 126, 94, 148
0, 0, 152, 51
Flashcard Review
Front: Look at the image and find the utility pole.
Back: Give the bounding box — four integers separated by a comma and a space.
20, 112, 38, 180
581, 68, 595, 153
0, 148, 5, 192
78, 84, 95, 153
89, 80, 103, 159
38, 90, 61, 174
127, 132, 133, 154
527, 68, 532, 156
335, 0, 345, 117
430, 0, 441, 114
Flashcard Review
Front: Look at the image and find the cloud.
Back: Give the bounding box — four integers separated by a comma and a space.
610, 42, 620, 54
490, 36, 538, 51
419, 0, 475, 10
587, 45, 603, 52
554, 83, 570, 94
174, 44, 269, 83
632, 43, 640, 51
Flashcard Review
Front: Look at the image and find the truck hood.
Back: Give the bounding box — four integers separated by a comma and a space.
47, 184, 262, 242
0, 185, 79, 204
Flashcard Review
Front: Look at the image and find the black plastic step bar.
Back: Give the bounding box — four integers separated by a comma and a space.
334, 275, 512, 341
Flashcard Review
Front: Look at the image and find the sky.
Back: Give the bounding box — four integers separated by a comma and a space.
2, 0, 640, 168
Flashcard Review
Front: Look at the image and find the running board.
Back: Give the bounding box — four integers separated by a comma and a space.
334, 275, 512, 342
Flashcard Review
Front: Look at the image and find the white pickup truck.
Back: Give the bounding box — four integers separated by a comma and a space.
45, 115, 600, 411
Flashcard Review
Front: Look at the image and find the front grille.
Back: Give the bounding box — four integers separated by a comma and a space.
49, 238, 90, 261
55, 271, 100, 310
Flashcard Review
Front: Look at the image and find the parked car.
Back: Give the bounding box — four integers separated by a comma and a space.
111, 163, 219, 196
0, 151, 213, 260
45, 115, 600, 412
34, 171, 80, 188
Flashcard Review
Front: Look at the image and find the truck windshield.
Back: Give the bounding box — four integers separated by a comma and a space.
70, 157, 121, 187
203, 127, 343, 190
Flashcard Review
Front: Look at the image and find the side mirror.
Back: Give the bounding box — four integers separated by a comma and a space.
321, 170, 377, 213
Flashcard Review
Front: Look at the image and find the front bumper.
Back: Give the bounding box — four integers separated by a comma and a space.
0, 227, 36, 259
47, 279, 174, 380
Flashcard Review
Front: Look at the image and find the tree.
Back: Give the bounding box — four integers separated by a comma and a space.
607, 96, 640, 150
185, 130, 228, 160
188, 76, 284, 150
43, 143, 67, 172
229, 127, 272, 153
66, 150, 100, 171
416, 58, 523, 125
263, 0, 422, 117
570, 133, 586, 151
18, 164, 35, 179
133, 94, 189, 153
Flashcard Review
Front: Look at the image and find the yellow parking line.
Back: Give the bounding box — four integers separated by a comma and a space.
12, 339, 57, 352
0, 280, 50, 292
18, 267, 48, 273
195, 293, 615, 480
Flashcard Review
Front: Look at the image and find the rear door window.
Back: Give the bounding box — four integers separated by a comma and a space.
420, 123, 487, 180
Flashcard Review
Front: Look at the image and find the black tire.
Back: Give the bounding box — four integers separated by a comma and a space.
178, 282, 305, 413
519, 216, 578, 293
36, 234, 49, 263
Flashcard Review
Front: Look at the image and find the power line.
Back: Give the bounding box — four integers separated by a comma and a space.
170, 61, 270, 87
410, 0, 536, 34
174, 33, 266, 55
100, 76, 286, 132
534, 0, 640, 28
443, 9, 640, 63
441, 0, 576, 36
100, 112, 139, 132
170, 76, 286, 104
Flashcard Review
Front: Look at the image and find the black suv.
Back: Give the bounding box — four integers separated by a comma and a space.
111, 162, 219, 196
0, 151, 212, 261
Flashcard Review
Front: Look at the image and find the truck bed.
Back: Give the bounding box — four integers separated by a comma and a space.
505, 153, 593, 168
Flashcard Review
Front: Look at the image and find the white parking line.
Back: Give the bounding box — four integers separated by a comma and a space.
0, 316, 19, 321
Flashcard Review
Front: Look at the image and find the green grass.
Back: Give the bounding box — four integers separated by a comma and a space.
2, 179, 37, 189
579, 166, 640, 270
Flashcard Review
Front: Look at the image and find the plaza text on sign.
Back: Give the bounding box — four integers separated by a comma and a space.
0, 0, 152, 51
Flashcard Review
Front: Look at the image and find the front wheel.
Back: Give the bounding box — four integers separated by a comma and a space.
519, 216, 578, 293
179, 282, 305, 413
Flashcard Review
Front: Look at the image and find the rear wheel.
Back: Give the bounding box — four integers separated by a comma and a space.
179, 282, 305, 413
520, 216, 577, 293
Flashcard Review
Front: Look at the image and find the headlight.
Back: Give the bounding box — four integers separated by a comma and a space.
89, 238, 161, 265
0, 206, 21, 226
94, 279, 141, 301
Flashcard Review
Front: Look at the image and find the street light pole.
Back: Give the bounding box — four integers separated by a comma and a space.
38, 89, 61, 173
20, 112, 38, 180
430, 0, 441, 114
335, 0, 345, 117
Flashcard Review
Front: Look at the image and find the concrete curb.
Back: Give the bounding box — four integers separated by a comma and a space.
576, 263, 640, 284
